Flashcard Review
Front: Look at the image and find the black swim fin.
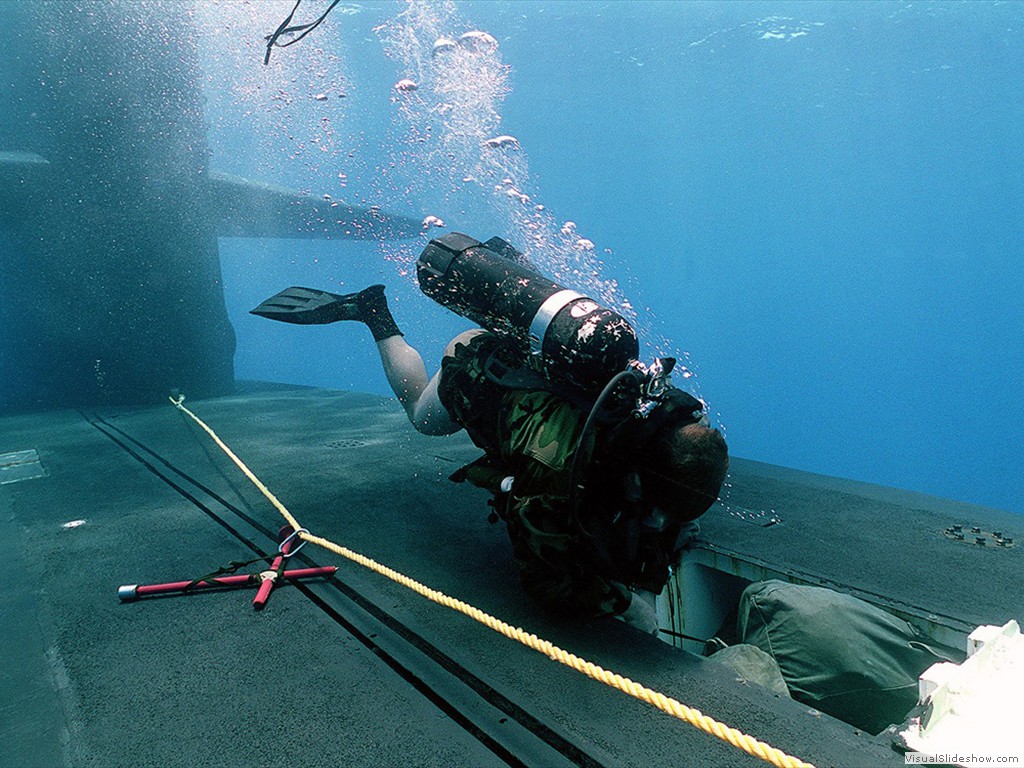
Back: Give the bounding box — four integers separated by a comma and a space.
250, 286, 366, 325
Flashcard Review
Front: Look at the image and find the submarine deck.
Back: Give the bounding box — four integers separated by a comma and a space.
3, 383, 1016, 767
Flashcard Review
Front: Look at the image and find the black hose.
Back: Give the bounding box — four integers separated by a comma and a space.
567, 368, 639, 536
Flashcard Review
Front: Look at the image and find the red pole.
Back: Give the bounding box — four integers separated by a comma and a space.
117, 566, 336, 602
252, 525, 303, 610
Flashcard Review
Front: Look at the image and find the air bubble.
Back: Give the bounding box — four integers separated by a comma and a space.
484, 135, 520, 150
458, 30, 498, 54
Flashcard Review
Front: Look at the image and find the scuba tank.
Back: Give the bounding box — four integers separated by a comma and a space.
416, 232, 639, 393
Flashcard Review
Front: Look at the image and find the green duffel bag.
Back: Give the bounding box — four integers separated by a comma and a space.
737, 580, 959, 734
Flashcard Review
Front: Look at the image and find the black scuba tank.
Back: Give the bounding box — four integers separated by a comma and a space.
416, 232, 639, 393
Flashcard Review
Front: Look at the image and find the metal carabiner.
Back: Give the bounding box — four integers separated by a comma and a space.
279, 527, 309, 558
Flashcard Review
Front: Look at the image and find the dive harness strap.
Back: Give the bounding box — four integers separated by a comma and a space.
184, 554, 275, 591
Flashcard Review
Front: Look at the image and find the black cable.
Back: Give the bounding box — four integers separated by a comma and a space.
264, 0, 342, 65
264, 0, 300, 64
657, 627, 708, 644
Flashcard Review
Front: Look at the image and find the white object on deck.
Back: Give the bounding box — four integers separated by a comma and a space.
900, 620, 1024, 765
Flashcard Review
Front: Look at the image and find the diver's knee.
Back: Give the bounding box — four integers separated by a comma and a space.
409, 387, 461, 436
410, 405, 460, 436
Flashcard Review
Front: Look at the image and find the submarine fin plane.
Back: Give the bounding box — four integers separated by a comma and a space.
207, 170, 421, 241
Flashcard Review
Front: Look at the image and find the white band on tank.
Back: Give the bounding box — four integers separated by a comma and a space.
528, 289, 585, 356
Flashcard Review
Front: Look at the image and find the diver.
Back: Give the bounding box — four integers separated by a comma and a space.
252, 233, 729, 634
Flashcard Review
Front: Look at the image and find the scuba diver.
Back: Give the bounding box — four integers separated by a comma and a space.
252, 233, 729, 634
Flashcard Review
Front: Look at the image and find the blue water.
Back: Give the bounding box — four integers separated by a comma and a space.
215, 0, 1023, 513
6, 0, 1024, 514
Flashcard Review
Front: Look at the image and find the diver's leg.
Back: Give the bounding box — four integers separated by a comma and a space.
374, 335, 427, 410
361, 290, 474, 436
374, 335, 459, 435
406, 328, 487, 435
253, 283, 464, 434
376, 329, 486, 435
253, 282, 460, 432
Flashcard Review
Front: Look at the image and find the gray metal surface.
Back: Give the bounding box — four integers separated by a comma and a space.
702, 458, 1024, 632
0, 449, 47, 484
0, 385, 910, 767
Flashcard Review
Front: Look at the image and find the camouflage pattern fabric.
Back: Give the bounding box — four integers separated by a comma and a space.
437, 332, 509, 457
438, 333, 632, 618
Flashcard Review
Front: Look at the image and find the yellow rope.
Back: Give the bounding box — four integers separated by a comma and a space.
170, 395, 816, 768
170, 395, 303, 534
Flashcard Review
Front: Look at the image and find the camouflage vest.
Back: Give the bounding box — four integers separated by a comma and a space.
438, 333, 631, 617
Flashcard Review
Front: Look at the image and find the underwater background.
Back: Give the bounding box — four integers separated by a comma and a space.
3, 0, 1022, 514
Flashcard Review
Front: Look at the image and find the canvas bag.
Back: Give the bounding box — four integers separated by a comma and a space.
737, 580, 956, 734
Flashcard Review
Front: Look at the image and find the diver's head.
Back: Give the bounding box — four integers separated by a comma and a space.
606, 419, 728, 591
639, 421, 729, 522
